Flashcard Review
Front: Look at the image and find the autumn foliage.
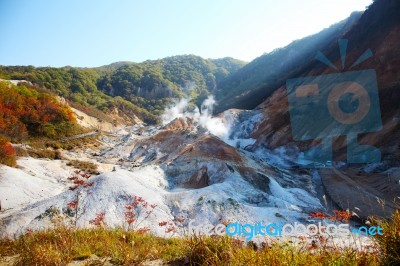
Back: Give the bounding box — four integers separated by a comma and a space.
0, 81, 78, 140
124, 195, 157, 231
89, 212, 107, 227
0, 136, 16, 166
309, 209, 352, 223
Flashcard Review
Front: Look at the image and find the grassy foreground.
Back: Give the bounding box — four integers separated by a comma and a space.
0, 227, 380, 266
0, 210, 399, 265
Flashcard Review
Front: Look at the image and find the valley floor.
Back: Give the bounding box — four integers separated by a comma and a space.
0, 111, 398, 265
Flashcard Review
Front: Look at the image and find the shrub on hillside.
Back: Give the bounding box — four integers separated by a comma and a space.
28, 148, 62, 160
0, 81, 80, 140
66, 159, 99, 175
0, 136, 16, 167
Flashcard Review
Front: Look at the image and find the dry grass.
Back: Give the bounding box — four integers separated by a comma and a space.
26, 148, 62, 160
0, 227, 383, 266
24, 135, 99, 151
11, 136, 100, 162
0, 227, 185, 265
372, 209, 400, 265
186, 235, 380, 266
1, 200, 398, 265
66, 159, 99, 175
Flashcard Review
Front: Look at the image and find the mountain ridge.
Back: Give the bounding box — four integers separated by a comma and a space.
249, 0, 400, 220
0, 55, 246, 124
214, 11, 363, 113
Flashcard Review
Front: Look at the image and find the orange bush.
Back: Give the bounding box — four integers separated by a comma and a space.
0, 136, 16, 167
0, 81, 77, 140
309, 209, 352, 223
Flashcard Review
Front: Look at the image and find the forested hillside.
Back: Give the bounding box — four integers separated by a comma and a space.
214, 12, 363, 112
0, 56, 245, 124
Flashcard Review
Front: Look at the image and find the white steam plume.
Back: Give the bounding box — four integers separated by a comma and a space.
161, 95, 231, 138
161, 98, 190, 123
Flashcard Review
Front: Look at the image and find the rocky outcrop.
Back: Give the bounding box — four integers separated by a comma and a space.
184, 166, 210, 189
163, 117, 195, 132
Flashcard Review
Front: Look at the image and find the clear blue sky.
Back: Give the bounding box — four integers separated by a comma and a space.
0, 0, 373, 67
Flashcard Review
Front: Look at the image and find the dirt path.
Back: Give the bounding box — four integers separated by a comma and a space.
60, 131, 99, 141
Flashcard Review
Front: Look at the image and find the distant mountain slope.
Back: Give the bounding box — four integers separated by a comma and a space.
97, 55, 246, 107
0, 66, 159, 124
252, 0, 400, 152
214, 12, 362, 113
249, 0, 400, 220
0, 56, 246, 124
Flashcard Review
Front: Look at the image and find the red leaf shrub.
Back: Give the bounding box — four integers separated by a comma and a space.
309, 210, 352, 223
89, 212, 107, 227
124, 195, 156, 230
0, 136, 16, 167
0, 81, 78, 140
